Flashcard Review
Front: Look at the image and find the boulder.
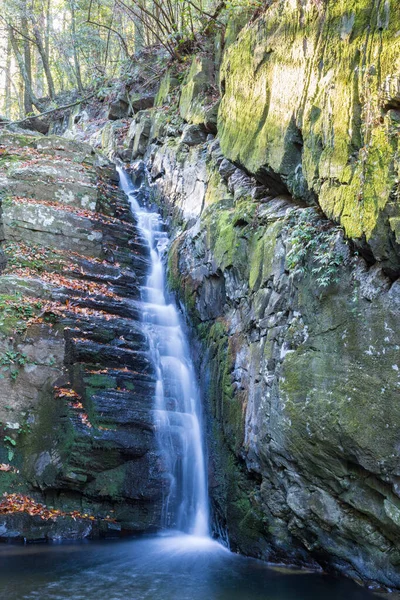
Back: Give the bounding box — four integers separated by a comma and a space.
130, 93, 155, 112
108, 97, 129, 120
181, 124, 207, 147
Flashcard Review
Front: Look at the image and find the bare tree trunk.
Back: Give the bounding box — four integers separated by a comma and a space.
32, 24, 56, 98
69, 0, 84, 92
4, 31, 12, 117
45, 0, 51, 59
8, 25, 41, 113
18, 70, 25, 118
35, 46, 44, 98
21, 1, 33, 113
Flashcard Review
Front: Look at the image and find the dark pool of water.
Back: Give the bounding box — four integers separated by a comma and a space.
0, 533, 376, 600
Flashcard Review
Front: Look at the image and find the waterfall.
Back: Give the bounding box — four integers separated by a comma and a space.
118, 167, 209, 538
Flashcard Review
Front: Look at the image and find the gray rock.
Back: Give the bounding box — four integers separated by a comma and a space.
108, 98, 129, 120
181, 125, 207, 147
130, 93, 155, 112
218, 158, 236, 180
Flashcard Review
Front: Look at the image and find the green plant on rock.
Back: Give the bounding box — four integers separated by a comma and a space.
0, 350, 30, 381
284, 208, 345, 288
3, 435, 16, 462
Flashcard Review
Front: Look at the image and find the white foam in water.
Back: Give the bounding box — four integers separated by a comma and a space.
118, 167, 209, 538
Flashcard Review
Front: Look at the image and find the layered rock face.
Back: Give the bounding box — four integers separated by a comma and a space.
1, 0, 399, 589
0, 132, 163, 540
98, 0, 400, 588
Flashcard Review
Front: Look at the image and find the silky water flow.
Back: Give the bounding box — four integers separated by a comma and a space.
118, 166, 208, 538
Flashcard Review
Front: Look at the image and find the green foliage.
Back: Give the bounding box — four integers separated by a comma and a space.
0, 293, 44, 336
0, 350, 30, 381
284, 208, 345, 288
4, 435, 16, 461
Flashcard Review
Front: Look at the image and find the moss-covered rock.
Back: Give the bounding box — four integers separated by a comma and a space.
146, 116, 400, 587
179, 55, 219, 132
219, 0, 400, 274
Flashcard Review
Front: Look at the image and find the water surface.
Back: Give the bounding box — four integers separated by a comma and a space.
0, 534, 375, 600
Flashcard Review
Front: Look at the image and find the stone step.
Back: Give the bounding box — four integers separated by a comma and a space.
64, 324, 148, 351
66, 338, 156, 375
65, 261, 140, 298
4, 162, 98, 209
90, 390, 155, 429
81, 368, 157, 395
52, 291, 142, 320
3, 202, 104, 257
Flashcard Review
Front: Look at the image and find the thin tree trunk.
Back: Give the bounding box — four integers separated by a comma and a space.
18, 70, 25, 118
45, 0, 51, 60
69, 0, 84, 92
8, 25, 41, 113
35, 47, 44, 98
32, 24, 56, 98
21, 1, 33, 113
4, 31, 12, 117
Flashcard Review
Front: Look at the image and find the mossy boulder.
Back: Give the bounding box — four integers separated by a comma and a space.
155, 70, 180, 107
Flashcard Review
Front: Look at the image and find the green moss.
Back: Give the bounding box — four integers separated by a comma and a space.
0, 294, 43, 336
211, 210, 236, 268
0, 153, 24, 175
207, 322, 245, 453
82, 373, 116, 388
204, 168, 230, 207
167, 237, 183, 292
248, 220, 283, 291
155, 69, 180, 107
207, 321, 265, 549
85, 464, 126, 500
179, 55, 215, 125
0, 132, 37, 148
279, 283, 400, 480
218, 0, 400, 254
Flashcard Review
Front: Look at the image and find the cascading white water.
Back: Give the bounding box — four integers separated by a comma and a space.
118, 167, 209, 537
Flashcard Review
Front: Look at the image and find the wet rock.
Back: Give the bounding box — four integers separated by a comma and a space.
0, 513, 94, 542
142, 99, 400, 590
0, 132, 164, 538
179, 56, 216, 128
218, 158, 236, 180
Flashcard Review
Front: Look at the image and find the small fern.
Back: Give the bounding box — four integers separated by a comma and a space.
284, 208, 345, 288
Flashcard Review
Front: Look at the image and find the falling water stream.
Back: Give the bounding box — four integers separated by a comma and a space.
0, 169, 377, 600
117, 166, 208, 537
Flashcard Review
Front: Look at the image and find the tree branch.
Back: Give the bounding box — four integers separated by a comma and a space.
1, 94, 96, 127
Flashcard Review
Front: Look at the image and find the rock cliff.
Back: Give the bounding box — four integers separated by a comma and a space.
94, 0, 400, 589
